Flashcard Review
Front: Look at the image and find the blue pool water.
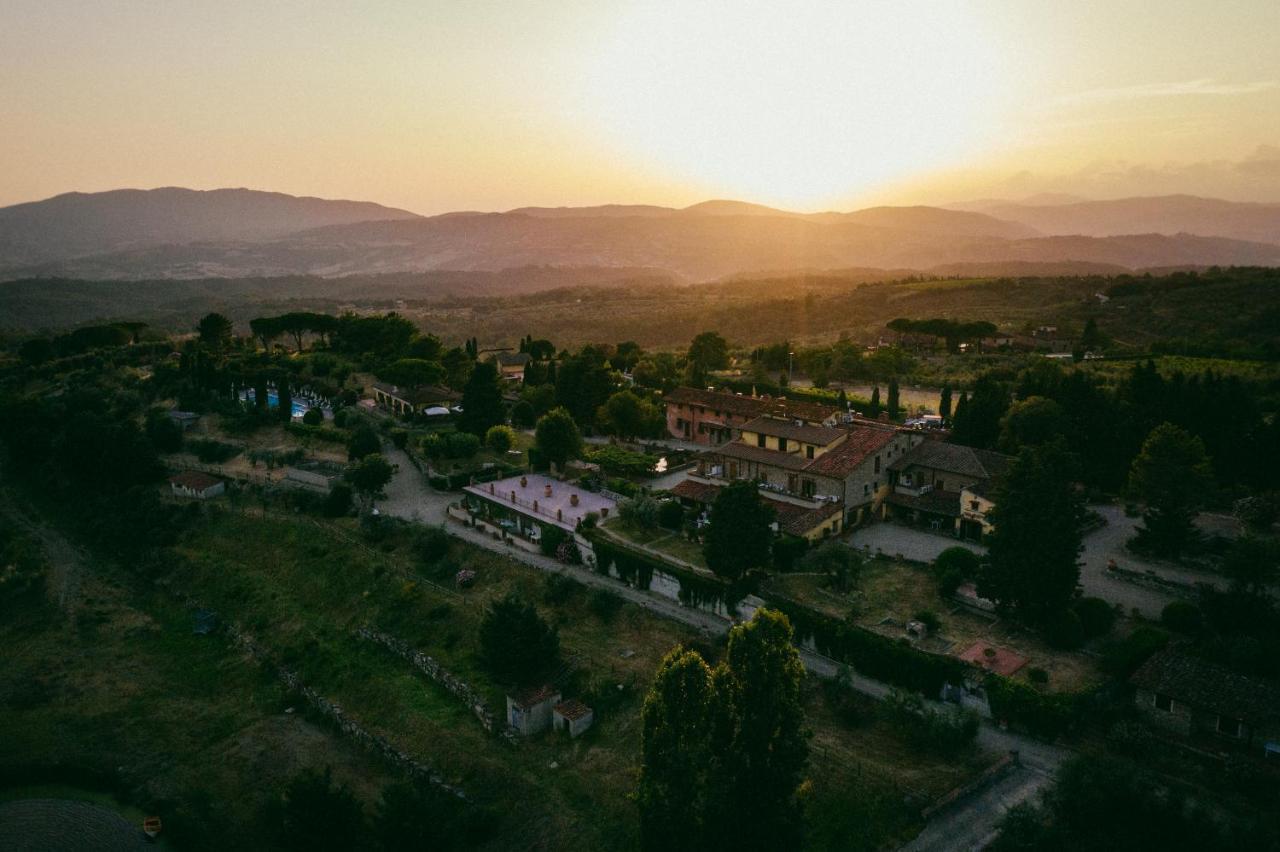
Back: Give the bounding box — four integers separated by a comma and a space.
242, 389, 310, 417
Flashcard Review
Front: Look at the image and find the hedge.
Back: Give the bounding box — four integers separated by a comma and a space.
286, 422, 349, 444
589, 535, 747, 611
984, 676, 1079, 740
762, 595, 968, 695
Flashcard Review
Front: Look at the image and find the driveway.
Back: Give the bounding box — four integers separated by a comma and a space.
846, 523, 984, 563
377, 445, 453, 524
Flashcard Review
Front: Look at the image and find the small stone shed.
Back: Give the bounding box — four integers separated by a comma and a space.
553, 699, 595, 738
507, 685, 561, 736
1132, 647, 1280, 757
168, 470, 225, 500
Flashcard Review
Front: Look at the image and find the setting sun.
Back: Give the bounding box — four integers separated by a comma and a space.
579, 1, 1014, 207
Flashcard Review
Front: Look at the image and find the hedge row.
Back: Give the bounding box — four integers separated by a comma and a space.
760, 596, 967, 695
984, 675, 1079, 740
285, 422, 349, 444
589, 535, 747, 611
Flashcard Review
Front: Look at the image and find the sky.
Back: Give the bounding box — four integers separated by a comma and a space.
1, 0, 1278, 213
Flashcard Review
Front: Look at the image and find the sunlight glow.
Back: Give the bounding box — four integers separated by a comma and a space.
580, 0, 1011, 208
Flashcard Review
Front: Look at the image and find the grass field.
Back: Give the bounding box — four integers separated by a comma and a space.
1, 500, 999, 849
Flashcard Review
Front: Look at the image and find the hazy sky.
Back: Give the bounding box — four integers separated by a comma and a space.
2, 0, 1278, 212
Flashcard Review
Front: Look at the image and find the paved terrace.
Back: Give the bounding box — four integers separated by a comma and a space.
464, 473, 617, 532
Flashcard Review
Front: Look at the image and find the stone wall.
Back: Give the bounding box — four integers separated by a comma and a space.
355, 627, 516, 742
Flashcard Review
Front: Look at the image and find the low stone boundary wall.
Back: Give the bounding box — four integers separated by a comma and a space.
356, 627, 516, 742
222, 622, 467, 799
1106, 563, 1199, 598
919, 751, 1017, 821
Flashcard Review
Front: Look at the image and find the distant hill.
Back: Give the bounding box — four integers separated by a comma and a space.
0, 187, 420, 267
954, 194, 1280, 245
2, 188, 1278, 282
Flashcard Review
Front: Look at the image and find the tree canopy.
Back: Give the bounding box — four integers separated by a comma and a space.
703, 481, 775, 581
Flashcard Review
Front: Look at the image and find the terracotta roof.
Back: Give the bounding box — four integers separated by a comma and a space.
511, 685, 560, 708
663, 387, 837, 424
708, 441, 813, 472
554, 699, 593, 721
169, 470, 223, 491
668, 478, 841, 537
1131, 648, 1280, 724
769, 499, 842, 537
889, 441, 1011, 481
885, 489, 962, 517
497, 352, 531, 366
740, 416, 846, 445
804, 427, 897, 476
670, 478, 722, 504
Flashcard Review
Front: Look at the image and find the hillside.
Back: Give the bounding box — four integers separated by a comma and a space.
955, 195, 1280, 245
0, 187, 420, 267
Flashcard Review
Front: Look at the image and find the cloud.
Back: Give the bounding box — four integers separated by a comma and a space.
1059, 79, 1279, 106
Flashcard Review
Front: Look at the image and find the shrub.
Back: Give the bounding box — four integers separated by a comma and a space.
589, 589, 624, 622
322, 483, 353, 517
543, 573, 583, 606
657, 499, 685, 530
422, 431, 481, 461
913, 610, 941, 634
485, 425, 516, 454
391, 429, 409, 450
1073, 596, 1116, 639
188, 438, 241, 463
417, 526, 451, 564
510, 399, 536, 429
1100, 626, 1169, 678
937, 567, 964, 598
348, 425, 382, 460
883, 689, 979, 754
478, 594, 560, 685
618, 495, 659, 529
302, 408, 324, 426
1046, 609, 1085, 650
985, 676, 1077, 740
1027, 667, 1049, 685
539, 524, 568, 557
578, 511, 598, 530
1161, 600, 1202, 634
772, 535, 809, 572
934, 546, 980, 580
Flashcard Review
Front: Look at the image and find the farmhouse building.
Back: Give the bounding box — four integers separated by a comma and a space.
371, 383, 460, 416
883, 441, 1011, 539
1132, 648, 1280, 759
691, 415, 921, 527
495, 352, 531, 383
168, 471, 225, 500
552, 699, 595, 738
663, 387, 838, 446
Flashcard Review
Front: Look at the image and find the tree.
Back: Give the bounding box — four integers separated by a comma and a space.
950, 375, 1009, 449
1128, 423, 1214, 557
534, 407, 582, 471
998, 396, 1066, 454
980, 441, 1084, 625
458, 360, 505, 437
939, 383, 953, 421
934, 546, 981, 597
197, 312, 233, 349
709, 609, 808, 850
687, 331, 730, 385
704, 481, 775, 581
441, 347, 474, 390
345, 453, 394, 510
869, 385, 882, 418
510, 399, 536, 429
799, 540, 860, 591
555, 348, 614, 427
887, 377, 901, 419
485, 424, 515, 454
347, 425, 381, 460
637, 610, 808, 852
1222, 535, 1280, 596
637, 647, 717, 852
478, 594, 560, 684
598, 390, 663, 439
270, 767, 365, 852
379, 358, 445, 388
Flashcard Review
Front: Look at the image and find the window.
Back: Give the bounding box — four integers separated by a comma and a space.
1153, 693, 1172, 712
874, 455, 881, 474
806, 445, 814, 459
801, 479, 815, 497
788, 474, 799, 492
864, 483, 870, 496
778, 437, 788, 452
970, 500, 981, 511
1217, 716, 1243, 738
757, 433, 766, 448
936, 479, 945, 491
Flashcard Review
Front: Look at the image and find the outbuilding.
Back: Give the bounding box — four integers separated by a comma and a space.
552, 699, 595, 738
168, 471, 225, 500
506, 685, 561, 736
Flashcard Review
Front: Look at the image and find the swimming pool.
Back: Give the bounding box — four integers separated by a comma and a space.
240, 389, 310, 417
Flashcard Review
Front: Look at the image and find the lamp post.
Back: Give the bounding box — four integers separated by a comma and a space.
788, 351, 795, 386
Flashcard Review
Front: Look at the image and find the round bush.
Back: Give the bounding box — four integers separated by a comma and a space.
1161, 600, 1203, 634
1046, 609, 1085, 650
1073, 596, 1116, 639
934, 546, 980, 580
485, 425, 515, 454
302, 408, 324, 426
657, 499, 685, 530
937, 567, 964, 599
